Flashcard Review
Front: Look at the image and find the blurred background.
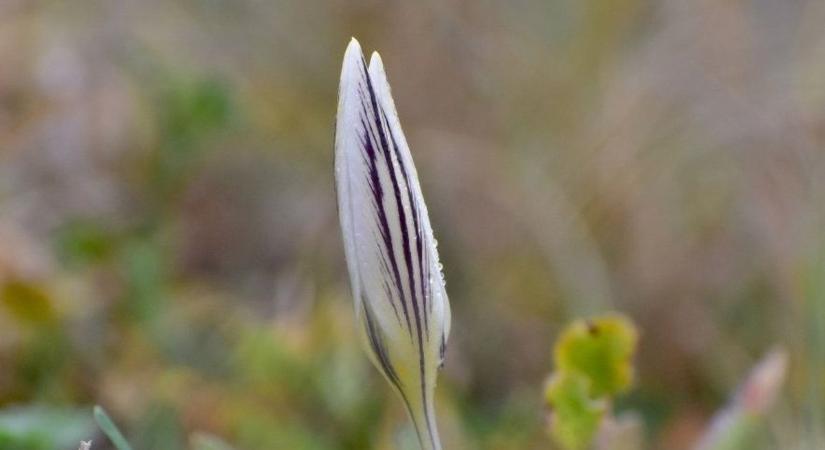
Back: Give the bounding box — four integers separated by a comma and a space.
1, 0, 824, 449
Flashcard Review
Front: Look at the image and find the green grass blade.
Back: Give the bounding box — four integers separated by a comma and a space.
93, 406, 133, 450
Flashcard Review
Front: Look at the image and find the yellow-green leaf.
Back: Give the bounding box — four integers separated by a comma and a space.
545, 372, 606, 450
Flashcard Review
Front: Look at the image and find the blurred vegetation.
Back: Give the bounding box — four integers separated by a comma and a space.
1, 0, 824, 449
94, 406, 131, 450
694, 349, 788, 450
544, 315, 638, 449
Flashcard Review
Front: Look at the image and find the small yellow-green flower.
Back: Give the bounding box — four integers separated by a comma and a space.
545, 314, 638, 450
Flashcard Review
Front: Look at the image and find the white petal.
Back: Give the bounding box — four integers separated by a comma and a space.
368, 50, 451, 351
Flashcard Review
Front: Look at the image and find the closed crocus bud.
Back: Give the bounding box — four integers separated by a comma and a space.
334, 38, 451, 450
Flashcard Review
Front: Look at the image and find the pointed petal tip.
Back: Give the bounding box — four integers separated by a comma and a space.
343, 37, 364, 64
369, 51, 383, 66
340, 37, 366, 90
370, 52, 390, 77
